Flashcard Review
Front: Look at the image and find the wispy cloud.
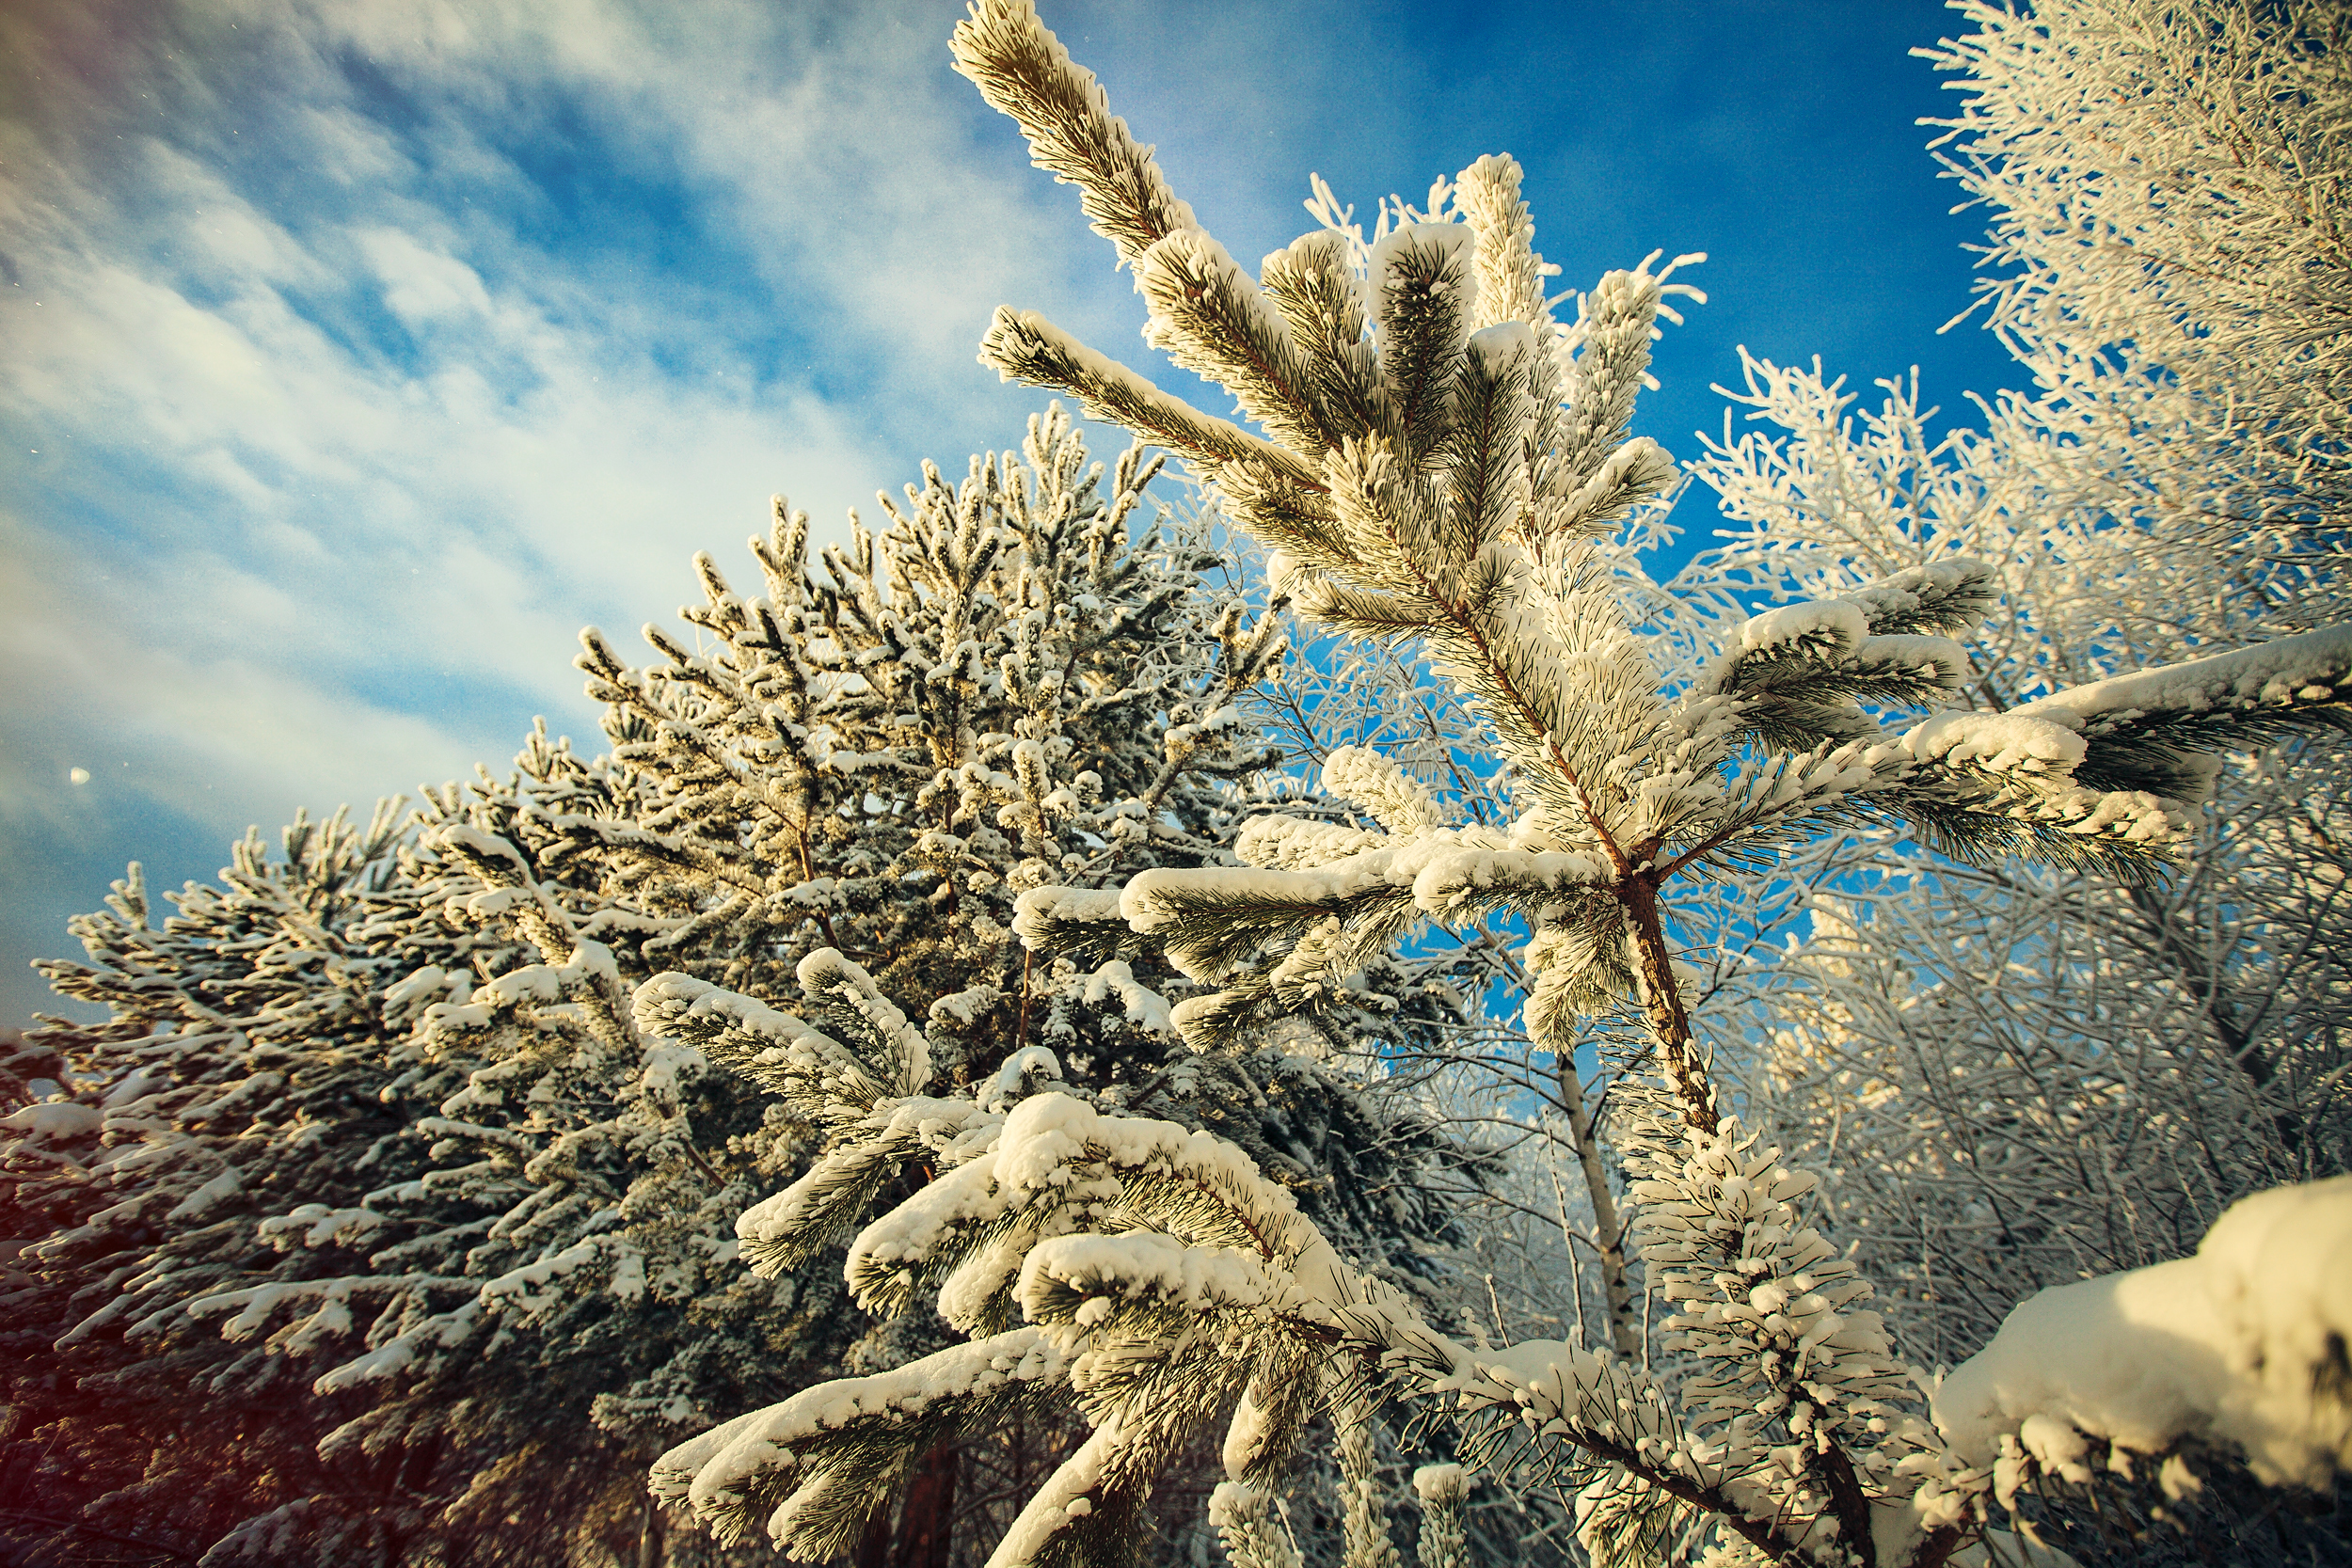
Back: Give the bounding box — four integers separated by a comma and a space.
1, 0, 1133, 1014
0, 0, 2012, 1021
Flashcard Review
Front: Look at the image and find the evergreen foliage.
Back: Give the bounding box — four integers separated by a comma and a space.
1, 808, 438, 1565
13, 4, 2352, 1567
7, 412, 1469, 1566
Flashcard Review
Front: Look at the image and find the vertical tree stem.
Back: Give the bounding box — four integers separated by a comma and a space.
1548, 1036, 1640, 1355
1621, 876, 1719, 1134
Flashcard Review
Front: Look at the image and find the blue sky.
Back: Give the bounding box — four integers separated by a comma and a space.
0, 0, 2019, 1026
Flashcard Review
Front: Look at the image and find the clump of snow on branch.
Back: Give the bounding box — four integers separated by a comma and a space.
1933, 1176, 2352, 1498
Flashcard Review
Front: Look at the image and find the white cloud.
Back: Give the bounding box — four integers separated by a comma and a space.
0, 8, 955, 927
358, 226, 494, 323
0, 509, 501, 832
0, 0, 1411, 1023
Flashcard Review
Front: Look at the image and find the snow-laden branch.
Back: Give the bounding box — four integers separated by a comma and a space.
1933, 1175, 2352, 1500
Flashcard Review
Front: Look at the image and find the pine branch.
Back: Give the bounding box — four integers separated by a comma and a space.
949, 0, 1197, 269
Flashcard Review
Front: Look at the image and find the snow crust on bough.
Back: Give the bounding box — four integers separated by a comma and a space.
2014, 622, 2352, 729
1120, 833, 1609, 946
1898, 712, 2086, 776
1412, 1462, 1466, 1503
1934, 1173, 2352, 1495
1739, 598, 1868, 658
648, 1325, 1071, 1517
1008, 883, 1124, 946
1078, 959, 1174, 1037
1017, 1230, 1277, 1322
1232, 815, 1388, 870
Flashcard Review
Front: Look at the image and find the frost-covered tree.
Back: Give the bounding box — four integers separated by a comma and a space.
1688, 356, 2352, 1343
1921, 0, 2352, 578
653, 7, 2352, 1566
1666, 8, 2352, 1554
1721, 751, 2352, 1369
1680, 0, 2352, 1445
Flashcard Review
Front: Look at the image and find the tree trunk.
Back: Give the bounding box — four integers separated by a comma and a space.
1552, 1046, 1641, 1355
890, 1439, 959, 1568
854, 1503, 895, 1568
635, 1493, 663, 1568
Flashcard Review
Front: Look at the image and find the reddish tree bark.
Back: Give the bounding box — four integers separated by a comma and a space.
891, 1441, 959, 1568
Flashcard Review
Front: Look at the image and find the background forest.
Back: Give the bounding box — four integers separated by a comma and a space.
5, 2, 2348, 1567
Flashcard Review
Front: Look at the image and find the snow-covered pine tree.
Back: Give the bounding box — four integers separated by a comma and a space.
1, 807, 435, 1566
604, 410, 1477, 1566
149, 408, 1462, 1568
565, 405, 1409, 1086
652, 7, 2352, 1566
576, 404, 1468, 1303
191, 734, 790, 1568
8, 737, 791, 1566
1232, 403, 1738, 1388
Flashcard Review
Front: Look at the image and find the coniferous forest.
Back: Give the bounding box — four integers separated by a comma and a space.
6, 3, 2349, 1566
